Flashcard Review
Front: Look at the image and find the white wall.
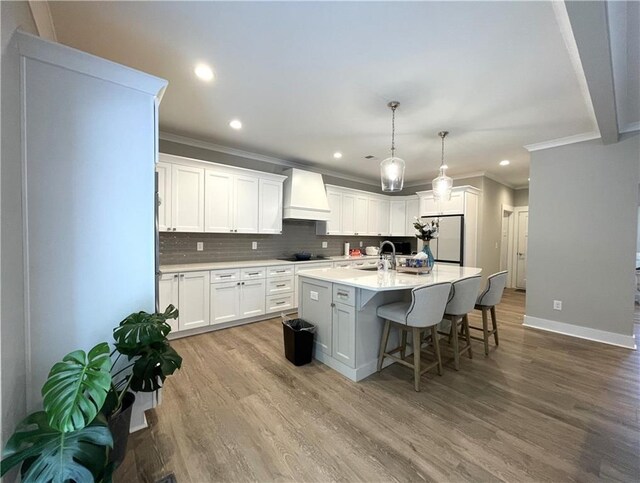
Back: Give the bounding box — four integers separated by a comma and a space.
1, 0, 37, 450
526, 134, 640, 345
514, 188, 529, 206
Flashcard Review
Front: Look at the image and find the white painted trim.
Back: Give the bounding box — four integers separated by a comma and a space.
15, 30, 167, 98
620, 121, 640, 134
482, 172, 518, 190
402, 171, 488, 189
500, 204, 515, 288
523, 315, 636, 350
551, 0, 598, 130
416, 185, 482, 198
159, 131, 382, 187
28, 1, 57, 41
523, 131, 601, 152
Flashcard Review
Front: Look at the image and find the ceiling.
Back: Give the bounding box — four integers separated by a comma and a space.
48, 1, 602, 188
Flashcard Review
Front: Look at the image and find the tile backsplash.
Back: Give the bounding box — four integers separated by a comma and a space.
160, 220, 416, 265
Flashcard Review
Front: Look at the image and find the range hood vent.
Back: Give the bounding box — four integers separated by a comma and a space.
282, 168, 331, 221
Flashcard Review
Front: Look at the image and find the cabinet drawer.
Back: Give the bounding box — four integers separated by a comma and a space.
333, 261, 352, 269
266, 293, 294, 313
267, 265, 294, 277
295, 262, 334, 273
241, 267, 266, 280
333, 284, 356, 307
267, 276, 294, 295
210, 269, 240, 282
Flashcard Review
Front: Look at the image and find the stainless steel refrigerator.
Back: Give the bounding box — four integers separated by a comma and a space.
422, 215, 465, 265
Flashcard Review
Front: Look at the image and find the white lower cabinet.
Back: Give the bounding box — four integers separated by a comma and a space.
177, 271, 210, 330
160, 271, 210, 332
210, 281, 241, 324
240, 280, 266, 318
266, 293, 294, 313
332, 302, 356, 368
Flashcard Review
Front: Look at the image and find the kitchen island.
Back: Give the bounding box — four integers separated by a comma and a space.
298, 265, 482, 381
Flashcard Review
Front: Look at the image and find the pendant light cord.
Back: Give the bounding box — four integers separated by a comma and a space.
391, 106, 396, 158
440, 134, 444, 168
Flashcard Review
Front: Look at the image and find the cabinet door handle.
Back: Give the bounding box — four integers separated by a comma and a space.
220, 274, 233, 278
241, 282, 245, 285
180, 274, 184, 278
173, 274, 178, 279
330, 303, 335, 307
276, 284, 286, 288
173, 228, 177, 231
337, 291, 349, 297
236, 282, 240, 286
229, 229, 234, 232
275, 301, 286, 305
248, 272, 260, 276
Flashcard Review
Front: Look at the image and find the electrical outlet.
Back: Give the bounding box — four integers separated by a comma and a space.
310, 291, 319, 301
553, 300, 562, 311
322, 241, 328, 248
252, 241, 257, 250
196, 242, 203, 251
359, 241, 363, 247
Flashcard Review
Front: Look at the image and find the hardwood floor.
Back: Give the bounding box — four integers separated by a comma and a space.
116, 290, 640, 482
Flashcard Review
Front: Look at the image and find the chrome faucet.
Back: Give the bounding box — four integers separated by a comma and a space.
379, 240, 397, 270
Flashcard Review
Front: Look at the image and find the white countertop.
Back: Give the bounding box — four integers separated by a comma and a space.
297, 265, 482, 292
160, 255, 381, 273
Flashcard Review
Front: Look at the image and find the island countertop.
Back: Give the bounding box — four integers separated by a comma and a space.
297, 265, 482, 291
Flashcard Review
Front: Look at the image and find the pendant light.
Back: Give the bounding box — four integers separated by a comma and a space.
380, 101, 405, 192
432, 130, 453, 202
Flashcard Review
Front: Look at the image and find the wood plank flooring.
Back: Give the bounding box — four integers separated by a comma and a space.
116, 290, 640, 482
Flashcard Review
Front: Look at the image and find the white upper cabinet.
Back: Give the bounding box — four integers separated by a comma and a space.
354, 195, 368, 235
378, 199, 390, 236
390, 199, 406, 236
204, 170, 234, 233
234, 175, 259, 233
341, 193, 356, 235
156, 161, 172, 232
420, 190, 464, 216
172, 164, 205, 232
367, 198, 380, 235
405, 196, 420, 236
159, 153, 285, 234
324, 188, 343, 235
259, 179, 283, 234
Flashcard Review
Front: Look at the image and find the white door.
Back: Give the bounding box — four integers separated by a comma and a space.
240, 280, 266, 317
341, 193, 356, 235
258, 179, 283, 234
178, 271, 210, 330
516, 210, 528, 289
332, 303, 356, 368
325, 189, 343, 235
390, 200, 406, 236
204, 169, 234, 233
156, 162, 172, 232
210, 281, 241, 324
500, 211, 512, 271
367, 198, 379, 235
405, 197, 420, 236
172, 164, 205, 232
158, 273, 179, 333
234, 175, 259, 233
378, 199, 390, 236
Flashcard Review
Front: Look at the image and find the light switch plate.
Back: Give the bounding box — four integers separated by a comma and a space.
252, 241, 257, 250
322, 241, 328, 248
310, 291, 319, 301
196, 242, 203, 251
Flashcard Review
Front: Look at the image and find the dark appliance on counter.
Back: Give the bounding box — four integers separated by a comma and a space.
381, 241, 413, 256
422, 214, 465, 266
277, 254, 331, 262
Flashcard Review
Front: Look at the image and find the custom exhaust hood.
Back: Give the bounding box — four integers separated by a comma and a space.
282, 168, 331, 221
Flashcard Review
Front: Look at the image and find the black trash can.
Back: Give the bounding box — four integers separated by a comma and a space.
282, 318, 315, 366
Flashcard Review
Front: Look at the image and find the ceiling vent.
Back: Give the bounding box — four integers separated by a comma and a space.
364, 155, 376, 159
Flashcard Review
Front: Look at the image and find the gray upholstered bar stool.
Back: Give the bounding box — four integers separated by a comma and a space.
376, 282, 452, 391
442, 275, 483, 370
472, 271, 508, 355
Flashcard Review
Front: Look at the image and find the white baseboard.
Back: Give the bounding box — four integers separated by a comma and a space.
129, 413, 148, 433
523, 315, 636, 350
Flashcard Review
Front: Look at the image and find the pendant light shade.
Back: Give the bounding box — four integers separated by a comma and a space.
380, 101, 405, 192
432, 131, 453, 202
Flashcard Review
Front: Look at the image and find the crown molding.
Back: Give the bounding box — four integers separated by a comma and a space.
620, 122, 640, 134
404, 171, 518, 190
523, 131, 601, 152
28, 1, 57, 41
159, 131, 381, 187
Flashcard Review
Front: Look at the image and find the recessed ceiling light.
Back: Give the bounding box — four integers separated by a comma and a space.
528, 177, 530, 181
194, 63, 214, 81
229, 119, 242, 130
333, 152, 343, 159
499, 160, 510, 166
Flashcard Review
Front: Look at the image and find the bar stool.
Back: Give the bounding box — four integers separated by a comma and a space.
442, 275, 483, 370
472, 271, 508, 355
376, 282, 452, 391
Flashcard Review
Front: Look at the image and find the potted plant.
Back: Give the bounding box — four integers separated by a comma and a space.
104, 304, 182, 467
413, 217, 439, 267
0, 305, 181, 481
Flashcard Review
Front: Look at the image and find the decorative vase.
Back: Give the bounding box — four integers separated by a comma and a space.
422, 242, 435, 267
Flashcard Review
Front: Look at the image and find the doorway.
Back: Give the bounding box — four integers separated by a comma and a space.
500, 205, 514, 287
513, 207, 529, 290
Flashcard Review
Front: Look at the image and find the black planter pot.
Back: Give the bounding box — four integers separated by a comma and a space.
108, 392, 136, 468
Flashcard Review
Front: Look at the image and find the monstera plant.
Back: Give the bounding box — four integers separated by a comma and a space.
1, 305, 181, 482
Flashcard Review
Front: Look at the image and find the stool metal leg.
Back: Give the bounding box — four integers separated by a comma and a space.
490, 306, 499, 346
481, 307, 490, 355
412, 327, 421, 391
378, 320, 391, 372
